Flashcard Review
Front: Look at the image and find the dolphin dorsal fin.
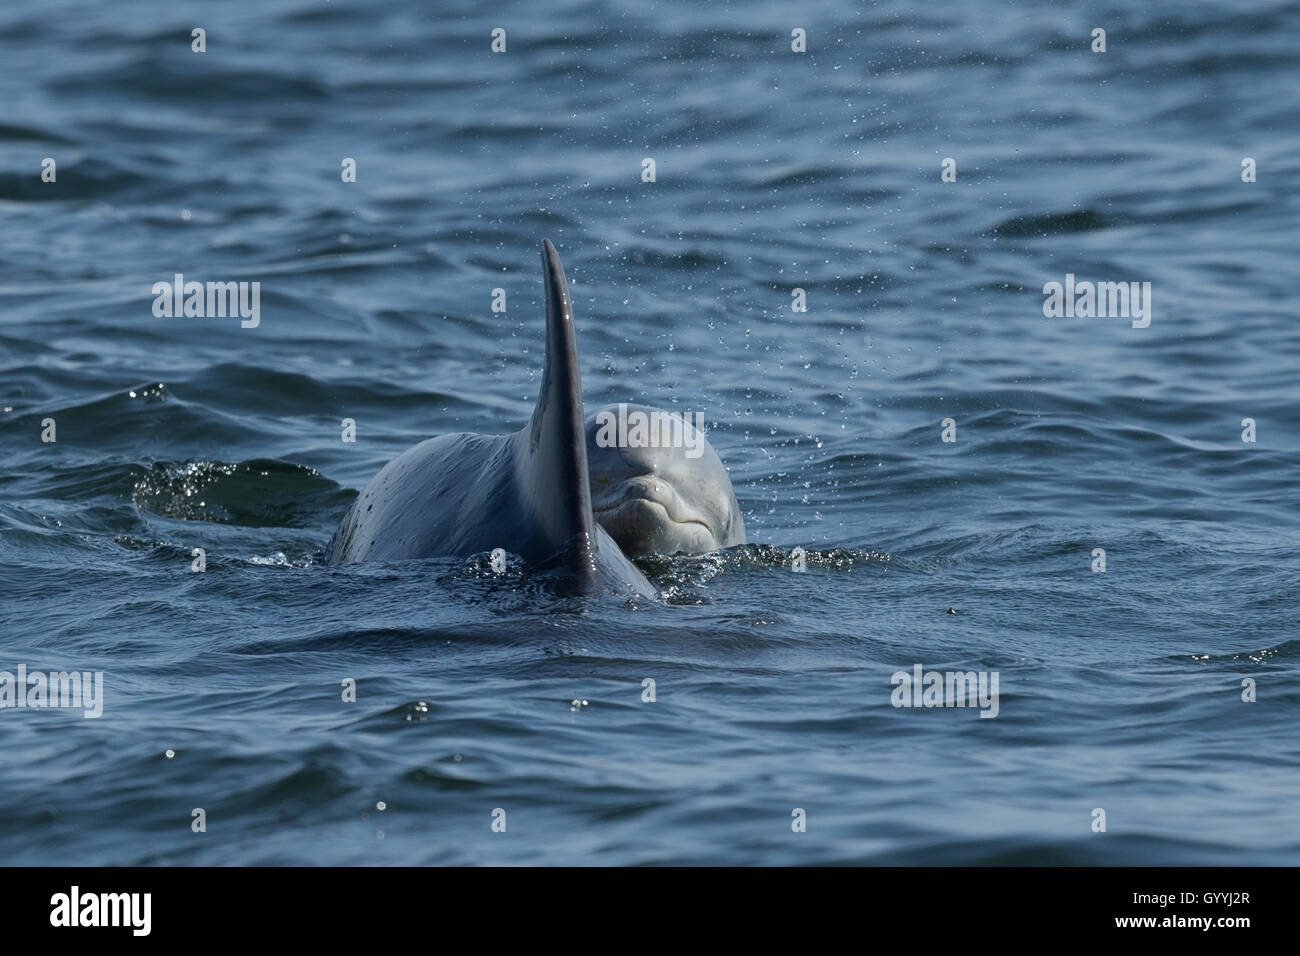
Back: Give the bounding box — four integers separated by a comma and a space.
516, 239, 601, 572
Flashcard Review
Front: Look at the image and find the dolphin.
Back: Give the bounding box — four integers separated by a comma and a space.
324, 240, 657, 599
584, 403, 746, 558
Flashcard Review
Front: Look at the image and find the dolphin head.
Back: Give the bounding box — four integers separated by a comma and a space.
585, 403, 746, 557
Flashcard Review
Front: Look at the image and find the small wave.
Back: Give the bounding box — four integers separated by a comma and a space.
132, 459, 349, 527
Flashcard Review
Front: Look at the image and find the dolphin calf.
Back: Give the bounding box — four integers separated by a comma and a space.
324, 240, 746, 596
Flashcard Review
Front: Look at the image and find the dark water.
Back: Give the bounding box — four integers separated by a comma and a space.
2, 0, 1298, 865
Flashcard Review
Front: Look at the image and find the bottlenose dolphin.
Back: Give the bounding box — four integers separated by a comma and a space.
324, 240, 656, 599
585, 403, 746, 558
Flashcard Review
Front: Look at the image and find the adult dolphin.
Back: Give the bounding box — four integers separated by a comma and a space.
324, 240, 656, 599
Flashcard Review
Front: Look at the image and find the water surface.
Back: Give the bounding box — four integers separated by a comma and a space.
1, 0, 1298, 864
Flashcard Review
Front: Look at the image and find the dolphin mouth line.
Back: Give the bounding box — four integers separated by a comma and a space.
593, 497, 711, 532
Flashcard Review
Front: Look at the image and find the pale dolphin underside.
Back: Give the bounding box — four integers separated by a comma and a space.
323, 240, 656, 599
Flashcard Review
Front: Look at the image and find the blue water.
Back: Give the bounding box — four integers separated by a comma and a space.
2, 0, 1298, 865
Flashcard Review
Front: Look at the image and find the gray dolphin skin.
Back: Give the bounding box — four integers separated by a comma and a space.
324, 239, 656, 599
585, 403, 746, 558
